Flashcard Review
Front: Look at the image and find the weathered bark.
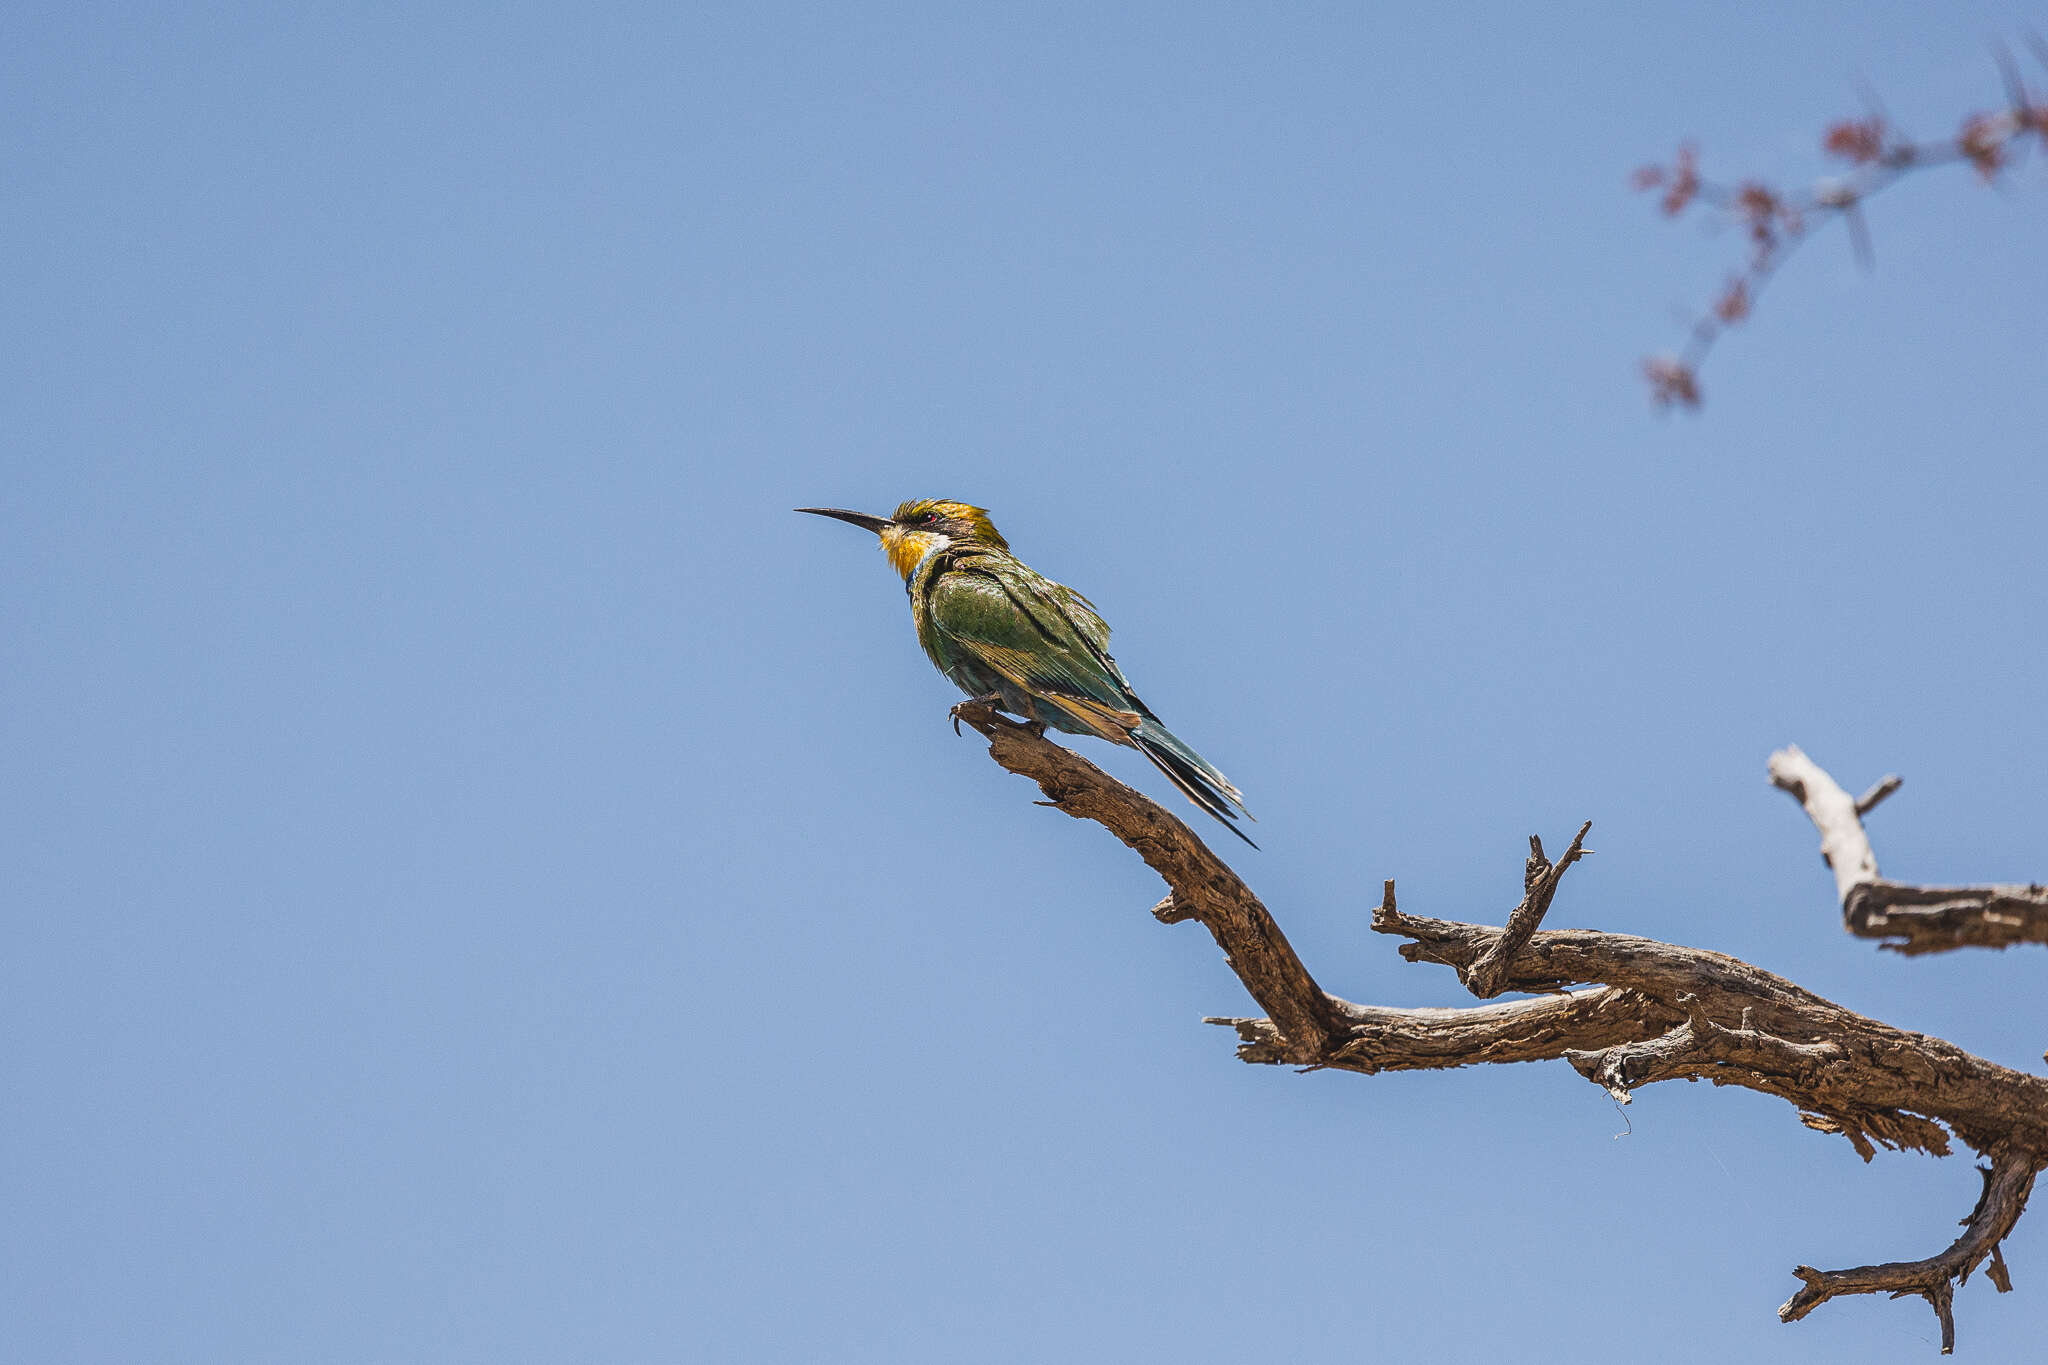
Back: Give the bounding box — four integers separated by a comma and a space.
949, 702, 2048, 1353
1780, 1147, 2037, 1354
950, 701, 1340, 1058
1771, 745, 2048, 956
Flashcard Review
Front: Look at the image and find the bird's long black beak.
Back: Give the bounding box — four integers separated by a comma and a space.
795, 507, 893, 534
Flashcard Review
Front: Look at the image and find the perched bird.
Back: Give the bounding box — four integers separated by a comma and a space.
797, 499, 1255, 847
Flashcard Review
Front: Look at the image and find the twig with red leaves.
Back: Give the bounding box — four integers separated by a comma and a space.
1634, 45, 2048, 409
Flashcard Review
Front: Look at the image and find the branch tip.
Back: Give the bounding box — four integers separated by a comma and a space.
1464, 821, 1594, 998
1856, 774, 1904, 817
1777, 1148, 2037, 1353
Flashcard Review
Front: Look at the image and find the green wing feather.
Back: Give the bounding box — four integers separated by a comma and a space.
928, 559, 1138, 720
928, 551, 1255, 845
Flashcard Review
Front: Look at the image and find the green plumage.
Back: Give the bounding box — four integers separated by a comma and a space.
797, 498, 1255, 847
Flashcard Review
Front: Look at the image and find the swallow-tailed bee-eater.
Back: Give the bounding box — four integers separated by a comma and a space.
797, 499, 1256, 847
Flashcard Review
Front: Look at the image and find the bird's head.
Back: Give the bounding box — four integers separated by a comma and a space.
796, 499, 1010, 580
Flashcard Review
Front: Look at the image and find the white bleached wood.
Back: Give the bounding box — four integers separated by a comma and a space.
1769, 744, 1880, 904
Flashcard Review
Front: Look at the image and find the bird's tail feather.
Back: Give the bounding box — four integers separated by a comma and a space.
1130, 723, 1256, 849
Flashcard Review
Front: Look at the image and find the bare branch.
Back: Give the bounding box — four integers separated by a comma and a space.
1376, 903, 2048, 1158
1856, 773, 1904, 817
1772, 745, 2048, 955
1210, 985, 1668, 1071
950, 708, 2048, 1348
951, 700, 1340, 1059
1847, 883, 2048, 957
1780, 1147, 2037, 1354
1770, 744, 1882, 903
1463, 823, 1592, 998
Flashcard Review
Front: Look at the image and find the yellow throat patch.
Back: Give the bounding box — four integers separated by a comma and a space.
879, 499, 1008, 580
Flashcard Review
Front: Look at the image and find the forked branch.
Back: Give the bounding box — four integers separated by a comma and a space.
1770, 745, 2048, 956
1780, 1146, 2036, 1354
949, 701, 2048, 1352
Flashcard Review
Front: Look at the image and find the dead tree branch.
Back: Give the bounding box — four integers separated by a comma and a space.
1770, 745, 2048, 956
1463, 823, 1591, 998
1780, 1146, 2036, 1354
949, 701, 2048, 1351
946, 700, 1341, 1059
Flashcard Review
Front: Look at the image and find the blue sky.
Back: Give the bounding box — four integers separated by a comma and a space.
4, 4, 2044, 1361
